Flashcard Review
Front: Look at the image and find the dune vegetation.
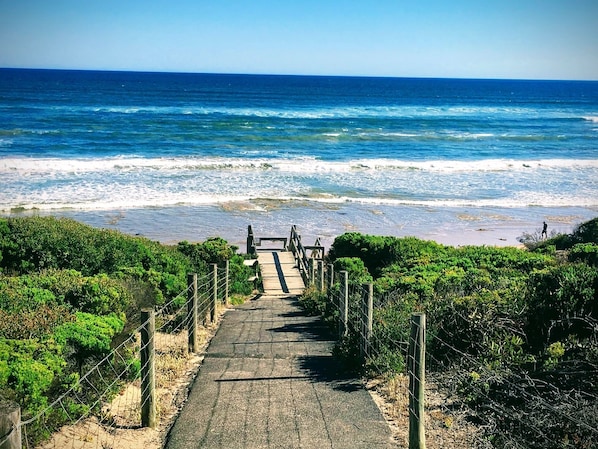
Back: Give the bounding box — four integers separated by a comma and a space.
0, 216, 254, 440
302, 217, 598, 448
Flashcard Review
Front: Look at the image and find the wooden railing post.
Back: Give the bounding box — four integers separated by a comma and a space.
247, 225, 255, 255
0, 399, 21, 449
361, 283, 374, 359
339, 270, 349, 338
141, 308, 157, 428
308, 258, 314, 286
408, 313, 426, 449
327, 263, 335, 293
187, 273, 198, 353
224, 259, 230, 306
210, 263, 218, 323
317, 260, 324, 291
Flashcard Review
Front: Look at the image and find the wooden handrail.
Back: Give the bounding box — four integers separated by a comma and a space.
248, 224, 324, 285
247, 226, 288, 252
288, 225, 325, 285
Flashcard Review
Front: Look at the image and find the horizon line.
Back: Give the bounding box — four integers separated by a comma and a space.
1, 66, 597, 83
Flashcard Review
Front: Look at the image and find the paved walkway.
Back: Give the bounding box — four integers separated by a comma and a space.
164, 251, 396, 449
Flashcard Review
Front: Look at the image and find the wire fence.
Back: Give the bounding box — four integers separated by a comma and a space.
13, 263, 231, 449
309, 263, 598, 449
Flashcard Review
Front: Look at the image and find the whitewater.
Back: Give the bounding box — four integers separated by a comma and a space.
1, 69, 597, 248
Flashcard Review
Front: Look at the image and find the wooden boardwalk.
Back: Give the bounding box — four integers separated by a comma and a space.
257, 250, 305, 295
164, 247, 396, 449
164, 227, 395, 448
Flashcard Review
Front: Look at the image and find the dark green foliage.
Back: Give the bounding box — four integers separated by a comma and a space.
569, 243, 598, 266
177, 237, 236, 268
571, 217, 598, 244
177, 238, 254, 295
0, 216, 191, 278
228, 254, 256, 295
328, 233, 446, 276
312, 218, 598, 447
0, 216, 254, 443
526, 263, 598, 352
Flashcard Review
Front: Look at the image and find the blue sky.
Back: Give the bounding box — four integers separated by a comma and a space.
1, 0, 597, 80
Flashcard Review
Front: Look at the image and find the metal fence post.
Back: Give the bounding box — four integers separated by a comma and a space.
141, 308, 157, 428
408, 312, 426, 449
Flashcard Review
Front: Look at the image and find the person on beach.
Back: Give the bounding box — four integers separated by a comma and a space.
542, 221, 548, 239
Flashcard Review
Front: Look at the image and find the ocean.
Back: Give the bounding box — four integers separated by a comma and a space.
1, 68, 597, 250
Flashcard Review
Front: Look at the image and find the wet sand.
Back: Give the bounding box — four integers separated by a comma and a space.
8, 202, 596, 252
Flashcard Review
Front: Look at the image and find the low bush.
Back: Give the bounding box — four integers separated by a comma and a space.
0, 216, 254, 443
316, 217, 598, 447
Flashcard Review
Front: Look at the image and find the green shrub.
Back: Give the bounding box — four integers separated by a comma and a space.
177, 237, 235, 268
0, 216, 257, 446
0, 338, 67, 416
318, 222, 598, 447
569, 243, 598, 266
328, 233, 446, 276
54, 312, 125, 373
333, 257, 373, 286
228, 254, 255, 295
571, 217, 598, 244
526, 263, 598, 352
0, 217, 192, 279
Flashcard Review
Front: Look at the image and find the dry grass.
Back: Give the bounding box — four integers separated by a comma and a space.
37, 302, 230, 449
367, 374, 487, 449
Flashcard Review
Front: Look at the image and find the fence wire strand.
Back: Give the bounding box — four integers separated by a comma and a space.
309, 264, 597, 449
19, 268, 227, 448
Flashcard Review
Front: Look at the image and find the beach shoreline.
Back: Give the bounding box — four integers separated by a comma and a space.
4, 202, 596, 252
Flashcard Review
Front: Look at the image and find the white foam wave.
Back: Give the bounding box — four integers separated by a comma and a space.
18, 103, 593, 122
4, 190, 597, 213
3, 156, 598, 176
55, 103, 571, 121
583, 116, 598, 123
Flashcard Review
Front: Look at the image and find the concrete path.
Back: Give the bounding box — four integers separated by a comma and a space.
164, 252, 396, 449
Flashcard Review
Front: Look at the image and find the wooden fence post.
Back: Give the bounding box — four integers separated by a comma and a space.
0, 399, 21, 449
308, 258, 315, 286
339, 270, 349, 338
361, 283, 374, 359
247, 225, 255, 255
187, 273, 198, 353
408, 313, 426, 449
317, 260, 324, 291
327, 263, 335, 292
140, 308, 157, 428
224, 260, 230, 306
210, 264, 218, 323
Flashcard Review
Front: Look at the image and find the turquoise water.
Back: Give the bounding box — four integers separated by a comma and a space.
1, 69, 597, 247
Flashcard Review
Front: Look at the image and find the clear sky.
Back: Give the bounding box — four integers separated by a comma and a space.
1, 0, 597, 80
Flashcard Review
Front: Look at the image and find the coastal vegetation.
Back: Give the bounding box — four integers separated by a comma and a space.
302, 217, 598, 448
0, 216, 254, 440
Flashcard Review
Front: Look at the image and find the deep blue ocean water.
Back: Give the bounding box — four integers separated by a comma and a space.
1, 68, 597, 247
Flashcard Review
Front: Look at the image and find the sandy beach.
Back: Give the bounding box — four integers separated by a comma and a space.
17, 202, 597, 252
